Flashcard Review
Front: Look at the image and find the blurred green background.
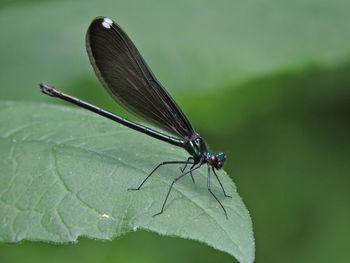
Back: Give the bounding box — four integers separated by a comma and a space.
1, 0, 349, 262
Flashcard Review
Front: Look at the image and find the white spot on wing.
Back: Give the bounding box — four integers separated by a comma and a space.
102, 17, 113, 29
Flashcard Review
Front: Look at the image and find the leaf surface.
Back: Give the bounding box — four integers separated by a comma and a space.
0, 101, 254, 263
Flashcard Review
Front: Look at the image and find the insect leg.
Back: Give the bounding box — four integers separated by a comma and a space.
212, 167, 232, 198
179, 157, 196, 184
207, 166, 228, 219
128, 160, 195, 191
153, 163, 202, 217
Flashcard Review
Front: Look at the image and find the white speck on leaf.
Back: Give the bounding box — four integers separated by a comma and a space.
100, 213, 111, 219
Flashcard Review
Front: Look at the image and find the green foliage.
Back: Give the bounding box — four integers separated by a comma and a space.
0, 102, 254, 263
1, 0, 350, 100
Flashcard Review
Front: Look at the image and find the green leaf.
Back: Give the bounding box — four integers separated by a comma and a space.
0, 101, 254, 263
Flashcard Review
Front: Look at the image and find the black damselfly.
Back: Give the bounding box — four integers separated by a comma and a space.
40, 17, 232, 218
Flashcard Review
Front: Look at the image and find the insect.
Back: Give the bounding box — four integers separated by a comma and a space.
40, 17, 232, 218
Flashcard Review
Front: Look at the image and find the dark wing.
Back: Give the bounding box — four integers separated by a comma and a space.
86, 17, 194, 139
